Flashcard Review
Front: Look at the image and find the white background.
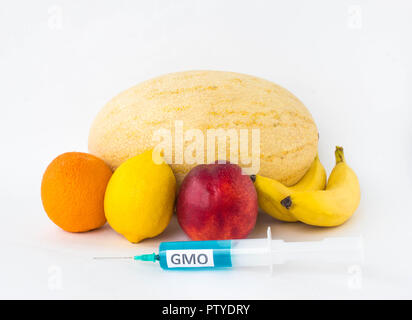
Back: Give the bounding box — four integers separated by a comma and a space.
1, 0, 411, 299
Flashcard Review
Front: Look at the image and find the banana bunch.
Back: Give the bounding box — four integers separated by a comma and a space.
253, 147, 360, 227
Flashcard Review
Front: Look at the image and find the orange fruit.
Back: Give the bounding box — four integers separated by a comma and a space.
41, 152, 112, 232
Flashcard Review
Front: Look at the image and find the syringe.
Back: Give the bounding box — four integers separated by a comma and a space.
95, 227, 363, 271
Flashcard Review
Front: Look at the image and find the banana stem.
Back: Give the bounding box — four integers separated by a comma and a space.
335, 146, 345, 164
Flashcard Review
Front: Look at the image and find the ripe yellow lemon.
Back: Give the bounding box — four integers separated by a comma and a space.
104, 150, 176, 243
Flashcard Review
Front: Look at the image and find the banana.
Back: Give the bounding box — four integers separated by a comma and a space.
289, 155, 328, 193
253, 155, 327, 222
280, 147, 360, 227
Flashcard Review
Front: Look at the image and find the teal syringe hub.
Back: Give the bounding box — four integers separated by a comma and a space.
134, 253, 159, 263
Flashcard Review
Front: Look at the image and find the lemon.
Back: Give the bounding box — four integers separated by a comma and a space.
104, 150, 176, 243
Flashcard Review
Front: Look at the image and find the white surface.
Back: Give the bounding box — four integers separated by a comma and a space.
1, 0, 411, 299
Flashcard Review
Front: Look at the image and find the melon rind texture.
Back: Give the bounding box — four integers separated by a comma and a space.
88, 70, 318, 186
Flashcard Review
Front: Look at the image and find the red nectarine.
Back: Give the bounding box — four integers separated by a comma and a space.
176, 163, 258, 240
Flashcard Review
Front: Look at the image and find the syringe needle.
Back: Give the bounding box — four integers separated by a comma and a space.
93, 257, 134, 260
93, 253, 159, 262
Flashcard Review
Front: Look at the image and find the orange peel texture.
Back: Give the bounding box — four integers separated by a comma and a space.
41, 152, 112, 232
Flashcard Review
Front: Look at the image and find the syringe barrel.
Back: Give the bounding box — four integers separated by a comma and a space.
158, 239, 233, 270
157, 235, 363, 270
158, 238, 276, 270
230, 239, 271, 267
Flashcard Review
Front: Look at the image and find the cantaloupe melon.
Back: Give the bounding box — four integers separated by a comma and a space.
88, 70, 318, 186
